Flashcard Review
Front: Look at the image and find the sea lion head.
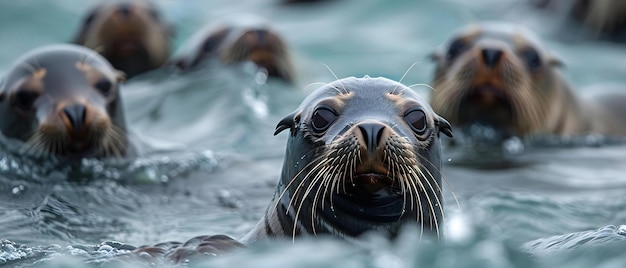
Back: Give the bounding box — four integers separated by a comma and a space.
430, 22, 563, 138
270, 76, 453, 239
0, 44, 128, 159
173, 17, 295, 83
73, 0, 173, 78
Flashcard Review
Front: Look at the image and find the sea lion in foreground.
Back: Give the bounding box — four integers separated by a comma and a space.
72, 0, 173, 78
429, 22, 626, 140
243, 76, 453, 242
0, 44, 130, 159
171, 17, 295, 83
127, 76, 453, 263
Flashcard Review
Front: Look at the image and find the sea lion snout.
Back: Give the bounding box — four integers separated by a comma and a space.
117, 4, 132, 18
481, 48, 503, 68
62, 103, 87, 133
356, 122, 386, 157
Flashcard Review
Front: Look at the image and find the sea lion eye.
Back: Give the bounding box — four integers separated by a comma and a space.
405, 108, 428, 134
84, 11, 97, 26
446, 39, 466, 61
14, 90, 39, 110
311, 106, 337, 133
522, 48, 542, 69
94, 79, 113, 97
148, 8, 160, 20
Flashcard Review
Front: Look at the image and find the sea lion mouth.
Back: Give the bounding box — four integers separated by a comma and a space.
338, 173, 403, 207
458, 85, 515, 130
347, 173, 396, 195
330, 173, 406, 225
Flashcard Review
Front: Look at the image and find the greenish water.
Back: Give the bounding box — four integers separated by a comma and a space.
1, 0, 626, 267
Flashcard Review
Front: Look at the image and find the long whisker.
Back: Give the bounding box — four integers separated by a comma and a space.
416, 153, 461, 211
303, 82, 328, 92
320, 63, 347, 94
393, 61, 419, 94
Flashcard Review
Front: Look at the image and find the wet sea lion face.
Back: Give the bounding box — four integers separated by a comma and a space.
175, 24, 295, 83
0, 44, 128, 159
271, 76, 453, 238
73, 0, 172, 78
430, 23, 563, 138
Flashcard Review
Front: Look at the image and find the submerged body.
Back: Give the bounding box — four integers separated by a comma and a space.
0, 44, 131, 159
430, 22, 626, 141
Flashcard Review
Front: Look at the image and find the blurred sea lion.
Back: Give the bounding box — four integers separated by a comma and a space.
533, 0, 626, 42
72, 0, 173, 78
429, 22, 626, 141
171, 16, 295, 84
0, 44, 131, 159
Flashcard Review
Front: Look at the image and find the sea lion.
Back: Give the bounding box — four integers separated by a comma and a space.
0, 44, 130, 159
120, 76, 452, 264
534, 0, 626, 42
72, 0, 173, 78
171, 17, 295, 83
429, 22, 626, 141
242, 76, 453, 243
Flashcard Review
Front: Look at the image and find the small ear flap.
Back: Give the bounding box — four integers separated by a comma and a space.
428, 51, 442, 62
115, 70, 127, 82
274, 111, 298, 136
437, 116, 453, 138
547, 56, 564, 68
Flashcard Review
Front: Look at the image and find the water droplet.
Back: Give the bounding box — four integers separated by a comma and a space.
617, 225, 626, 236
11, 185, 24, 195
502, 137, 524, 155
255, 71, 268, 84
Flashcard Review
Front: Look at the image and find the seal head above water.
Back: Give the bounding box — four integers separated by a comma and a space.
243, 76, 453, 242
0, 44, 130, 159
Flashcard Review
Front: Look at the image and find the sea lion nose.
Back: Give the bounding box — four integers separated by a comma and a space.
63, 104, 87, 132
118, 4, 132, 17
358, 123, 386, 155
481, 48, 502, 68
255, 30, 268, 43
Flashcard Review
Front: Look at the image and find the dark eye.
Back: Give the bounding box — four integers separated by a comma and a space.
83, 10, 97, 26
202, 29, 230, 53
311, 107, 337, 133
405, 109, 428, 134
446, 39, 466, 61
95, 79, 113, 97
522, 48, 542, 69
14, 90, 39, 110
148, 8, 160, 20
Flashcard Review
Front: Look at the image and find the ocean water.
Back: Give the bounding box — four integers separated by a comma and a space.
1, 0, 626, 267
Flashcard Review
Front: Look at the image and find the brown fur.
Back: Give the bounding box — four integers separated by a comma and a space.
430, 23, 626, 138
73, 0, 172, 78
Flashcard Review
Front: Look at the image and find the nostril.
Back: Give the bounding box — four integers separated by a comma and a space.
119, 4, 132, 17
63, 104, 87, 131
255, 30, 268, 43
481, 48, 503, 68
358, 123, 386, 154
